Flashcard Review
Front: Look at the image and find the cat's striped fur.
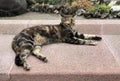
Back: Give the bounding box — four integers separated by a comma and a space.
12, 7, 102, 71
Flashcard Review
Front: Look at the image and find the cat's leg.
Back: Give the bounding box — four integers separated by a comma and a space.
64, 37, 97, 46
75, 32, 102, 41
15, 49, 31, 71
32, 45, 48, 62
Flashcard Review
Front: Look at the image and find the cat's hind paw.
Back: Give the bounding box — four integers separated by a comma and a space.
23, 63, 31, 71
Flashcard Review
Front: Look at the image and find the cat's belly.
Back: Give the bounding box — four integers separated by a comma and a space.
34, 33, 48, 46
34, 33, 62, 46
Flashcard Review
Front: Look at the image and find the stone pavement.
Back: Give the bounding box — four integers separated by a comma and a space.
0, 20, 120, 81
0, 12, 85, 20
0, 12, 119, 20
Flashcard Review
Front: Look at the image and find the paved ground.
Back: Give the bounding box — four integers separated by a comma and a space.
0, 12, 86, 20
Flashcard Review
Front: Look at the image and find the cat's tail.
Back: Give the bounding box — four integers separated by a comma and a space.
12, 43, 24, 66
12, 38, 23, 66
11, 38, 19, 54
15, 54, 23, 66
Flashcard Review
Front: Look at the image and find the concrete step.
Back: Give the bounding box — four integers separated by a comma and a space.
0, 20, 120, 35
0, 20, 120, 81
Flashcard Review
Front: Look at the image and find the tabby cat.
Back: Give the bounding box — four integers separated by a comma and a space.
12, 7, 102, 71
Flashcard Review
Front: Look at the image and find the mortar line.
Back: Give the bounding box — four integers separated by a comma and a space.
103, 36, 120, 67
101, 22, 120, 66
8, 62, 14, 81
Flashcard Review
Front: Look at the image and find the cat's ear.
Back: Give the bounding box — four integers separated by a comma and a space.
72, 7, 78, 17
72, 11, 77, 17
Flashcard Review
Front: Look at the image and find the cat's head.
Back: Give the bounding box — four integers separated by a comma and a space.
60, 7, 77, 28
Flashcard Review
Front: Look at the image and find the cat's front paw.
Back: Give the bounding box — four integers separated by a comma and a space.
41, 57, 48, 63
92, 36, 102, 41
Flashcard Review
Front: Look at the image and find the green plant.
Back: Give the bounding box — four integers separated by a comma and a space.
89, 4, 111, 13
69, 0, 73, 5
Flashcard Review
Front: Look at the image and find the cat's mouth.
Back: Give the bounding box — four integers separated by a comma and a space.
71, 23, 75, 26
